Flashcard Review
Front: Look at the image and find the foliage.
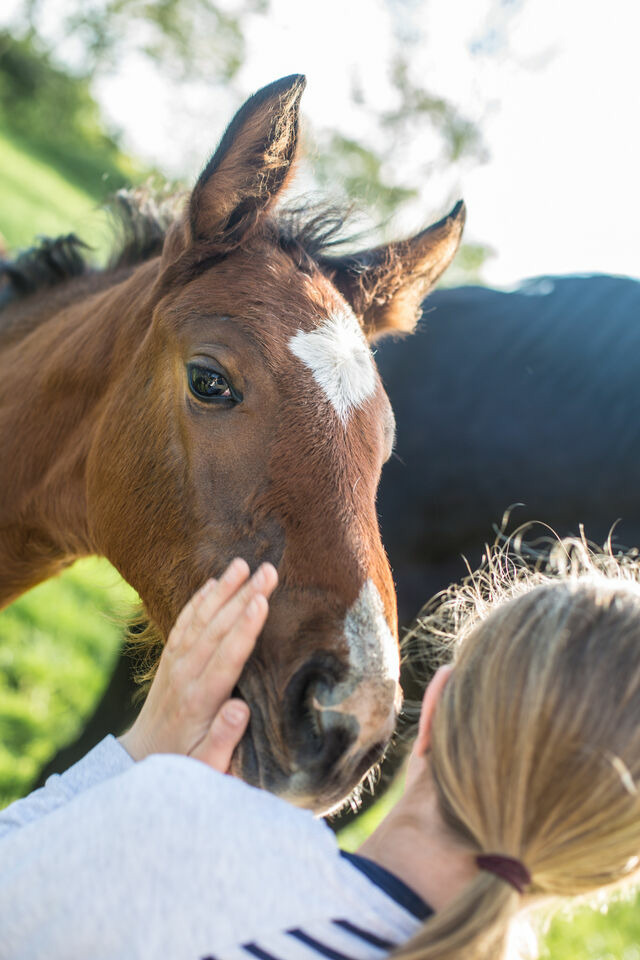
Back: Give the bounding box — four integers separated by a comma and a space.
543, 889, 640, 959
311, 57, 485, 234
313, 133, 419, 226
19, 0, 264, 83
440, 241, 493, 286
383, 57, 485, 166
0, 31, 137, 199
308, 22, 489, 262
4, 0, 489, 258
0, 123, 104, 251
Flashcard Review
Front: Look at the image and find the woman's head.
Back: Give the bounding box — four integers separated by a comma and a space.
399, 538, 640, 959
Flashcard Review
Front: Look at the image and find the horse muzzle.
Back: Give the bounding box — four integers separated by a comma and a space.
231, 668, 400, 813
231, 605, 402, 813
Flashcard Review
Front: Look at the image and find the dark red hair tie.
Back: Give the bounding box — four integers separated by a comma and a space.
476, 854, 531, 893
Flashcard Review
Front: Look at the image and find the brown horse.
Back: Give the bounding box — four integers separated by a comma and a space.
0, 75, 464, 812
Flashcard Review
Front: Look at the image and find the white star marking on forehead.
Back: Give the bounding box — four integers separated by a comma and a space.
288, 308, 377, 423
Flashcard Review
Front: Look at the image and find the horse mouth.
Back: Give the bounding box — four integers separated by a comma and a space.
230, 693, 393, 814
232, 725, 260, 784
228, 684, 262, 785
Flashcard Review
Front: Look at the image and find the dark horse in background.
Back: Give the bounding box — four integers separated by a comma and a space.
35, 270, 640, 824
378, 273, 640, 629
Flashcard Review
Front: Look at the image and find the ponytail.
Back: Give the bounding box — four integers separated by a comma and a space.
396, 540, 640, 959
395, 874, 517, 960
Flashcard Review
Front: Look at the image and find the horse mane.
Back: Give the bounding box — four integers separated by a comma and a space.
0, 186, 354, 306
0, 234, 89, 299
274, 202, 356, 263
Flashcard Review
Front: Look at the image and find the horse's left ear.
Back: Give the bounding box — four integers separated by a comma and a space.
319, 201, 466, 342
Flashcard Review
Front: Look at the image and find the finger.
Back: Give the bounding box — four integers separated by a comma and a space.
198, 592, 270, 706
167, 577, 217, 650
179, 559, 251, 652
197, 563, 278, 657
190, 699, 250, 772
175, 563, 278, 687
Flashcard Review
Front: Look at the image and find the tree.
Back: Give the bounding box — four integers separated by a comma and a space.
19, 0, 264, 82
3, 0, 489, 265
0, 30, 130, 196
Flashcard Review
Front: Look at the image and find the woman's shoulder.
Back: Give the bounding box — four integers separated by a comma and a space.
125, 752, 335, 854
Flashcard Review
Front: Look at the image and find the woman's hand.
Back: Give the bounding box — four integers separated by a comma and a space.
119, 558, 278, 773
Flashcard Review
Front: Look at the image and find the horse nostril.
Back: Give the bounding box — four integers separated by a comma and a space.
311, 722, 356, 773
284, 655, 357, 771
285, 655, 340, 725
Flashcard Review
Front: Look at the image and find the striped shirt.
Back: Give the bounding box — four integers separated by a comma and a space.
0, 738, 432, 960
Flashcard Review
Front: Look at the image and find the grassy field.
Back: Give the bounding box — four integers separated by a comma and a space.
0, 124, 133, 806
0, 559, 136, 806
1, 126, 640, 957
0, 124, 111, 252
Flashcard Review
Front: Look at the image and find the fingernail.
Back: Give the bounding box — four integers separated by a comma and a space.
223, 702, 248, 726
203, 578, 216, 593
253, 563, 272, 588
223, 558, 246, 583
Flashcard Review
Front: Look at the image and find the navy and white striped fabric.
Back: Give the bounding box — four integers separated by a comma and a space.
209, 853, 432, 960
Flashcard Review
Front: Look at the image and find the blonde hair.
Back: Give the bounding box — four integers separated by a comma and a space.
396, 535, 640, 960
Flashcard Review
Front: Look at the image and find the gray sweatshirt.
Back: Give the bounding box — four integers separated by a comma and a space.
0, 737, 429, 959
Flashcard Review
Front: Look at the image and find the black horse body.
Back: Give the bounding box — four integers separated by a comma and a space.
35, 273, 640, 805
377, 273, 640, 626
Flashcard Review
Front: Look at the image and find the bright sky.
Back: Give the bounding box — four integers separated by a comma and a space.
3, 0, 639, 284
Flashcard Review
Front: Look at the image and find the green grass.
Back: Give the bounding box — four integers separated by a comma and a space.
1, 124, 640, 956
337, 769, 406, 852
0, 558, 137, 806
543, 892, 640, 959
0, 124, 111, 252
0, 127, 137, 805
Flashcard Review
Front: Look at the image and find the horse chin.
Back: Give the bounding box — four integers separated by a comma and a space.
231, 668, 394, 813
230, 726, 262, 787
284, 735, 389, 816
232, 725, 387, 817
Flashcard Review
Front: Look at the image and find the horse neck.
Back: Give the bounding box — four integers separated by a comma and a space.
0, 260, 160, 606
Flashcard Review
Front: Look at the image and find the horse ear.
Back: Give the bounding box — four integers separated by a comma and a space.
189, 74, 306, 246
320, 201, 466, 342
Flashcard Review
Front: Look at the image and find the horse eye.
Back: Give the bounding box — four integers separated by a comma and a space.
187, 364, 235, 402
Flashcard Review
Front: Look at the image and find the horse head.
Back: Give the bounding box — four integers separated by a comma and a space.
80, 76, 465, 811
